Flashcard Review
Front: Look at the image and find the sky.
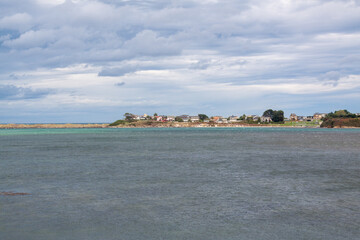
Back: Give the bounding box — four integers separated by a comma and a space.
0, 0, 360, 123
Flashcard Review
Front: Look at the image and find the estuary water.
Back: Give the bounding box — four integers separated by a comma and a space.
0, 127, 359, 240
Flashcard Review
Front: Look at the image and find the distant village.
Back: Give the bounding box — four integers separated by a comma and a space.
122, 111, 347, 124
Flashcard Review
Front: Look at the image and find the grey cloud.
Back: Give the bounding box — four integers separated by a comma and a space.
190, 60, 211, 70
0, 85, 51, 100
3, 29, 58, 49
115, 82, 125, 86
99, 66, 138, 77
319, 71, 345, 87
0, 13, 33, 32
123, 30, 182, 57
320, 71, 342, 81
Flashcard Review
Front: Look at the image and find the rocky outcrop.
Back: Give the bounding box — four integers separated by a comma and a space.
0, 192, 30, 196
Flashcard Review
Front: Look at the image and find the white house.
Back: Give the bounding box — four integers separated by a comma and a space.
189, 116, 199, 122
260, 116, 272, 122
228, 116, 239, 122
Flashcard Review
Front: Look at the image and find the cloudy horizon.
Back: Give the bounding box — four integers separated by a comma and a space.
1, 0, 360, 123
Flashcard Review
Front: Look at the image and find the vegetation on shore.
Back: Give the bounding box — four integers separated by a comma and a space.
321, 118, 360, 128
321, 110, 360, 128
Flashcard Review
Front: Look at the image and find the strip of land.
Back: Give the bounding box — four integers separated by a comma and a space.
0, 123, 108, 129
0, 122, 317, 129
1, 118, 360, 129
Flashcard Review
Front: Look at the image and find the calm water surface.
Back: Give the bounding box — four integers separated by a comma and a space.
0, 128, 359, 240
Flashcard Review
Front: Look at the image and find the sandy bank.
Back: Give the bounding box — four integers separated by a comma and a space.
0, 123, 108, 129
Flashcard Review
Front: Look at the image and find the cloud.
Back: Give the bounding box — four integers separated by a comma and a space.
1, 0, 360, 121
320, 71, 342, 81
115, 82, 125, 86
0, 85, 51, 100
99, 66, 139, 77
0, 13, 33, 32
36, 0, 66, 6
2, 29, 58, 48
123, 30, 182, 57
189, 60, 211, 70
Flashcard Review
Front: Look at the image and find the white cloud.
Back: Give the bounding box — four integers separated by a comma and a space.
36, 0, 66, 6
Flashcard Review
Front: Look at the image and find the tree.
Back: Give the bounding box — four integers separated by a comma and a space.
262, 109, 284, 123
154, 113, 158, 117
327, 110, 356, 118
124, 113, 135, 121
239, 114, 246, 120
246, 116, 253, 123
198, 114, 209, 122
272, 110, 284, 122
175, 116, 184, 122
262, 109, 274, 118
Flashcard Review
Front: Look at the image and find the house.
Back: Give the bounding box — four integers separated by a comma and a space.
211, 116, 223, 122
289, 113, 298, 121
167, 116, 175, 121
253, 115, 260, 121
297, 116, 305, 121
313, 113, 327, 120
304, 116, 314, 121
260, 116, 272, 122
177, 115, 190, 122
228, 116, 239, 122
189, 116, 200, 122
138, 114, 148, 120
140, 114, 149, 120
133, 115, 141, 120
246, 115, 260, 121
218, 118, 228, 123
154, 116, 163, 121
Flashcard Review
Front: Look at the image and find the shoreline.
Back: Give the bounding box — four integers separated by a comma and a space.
0, 122, 322, 129
0, 123, 108, 129
0, 123, 359, 129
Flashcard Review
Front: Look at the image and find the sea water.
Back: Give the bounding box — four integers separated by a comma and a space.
0, 127, 359, 240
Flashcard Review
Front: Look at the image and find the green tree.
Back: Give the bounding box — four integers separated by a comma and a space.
175, 116, 183, 122
327, 110, 356, 118
272, 110, 284, 122
262, 109, 274, 118
246, 116, 253, 123
239, 114, 246, 120
262, 109, 284, 123
124, 113, 135, 121
198, 114, 209, 122
154, 113, 158, 117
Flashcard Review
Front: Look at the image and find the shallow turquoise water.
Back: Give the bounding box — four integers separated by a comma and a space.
1, 127, 359, 239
